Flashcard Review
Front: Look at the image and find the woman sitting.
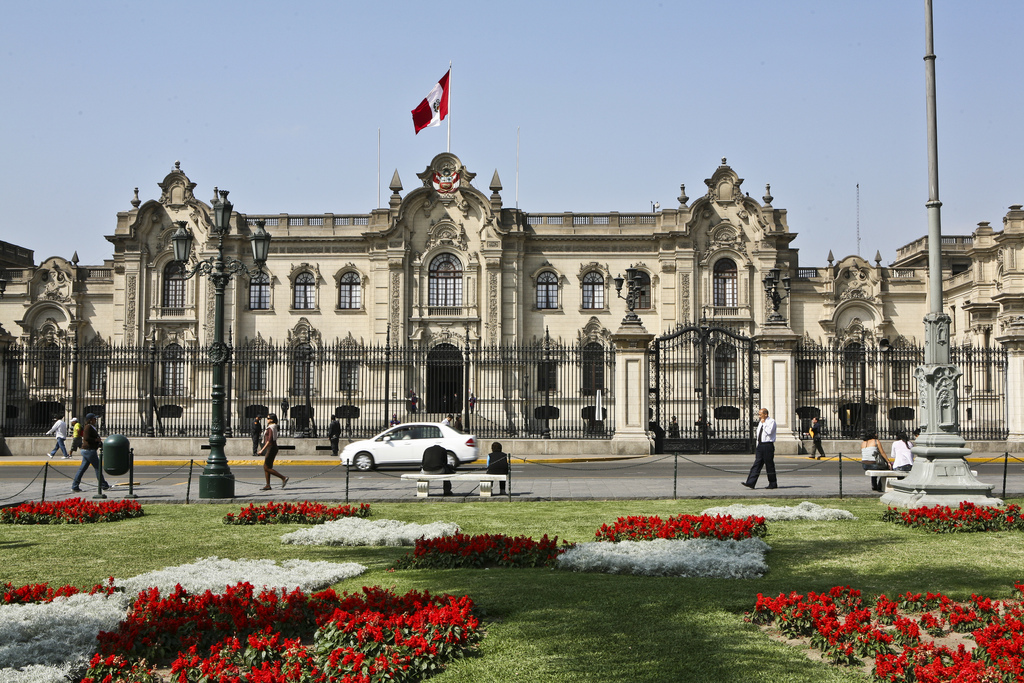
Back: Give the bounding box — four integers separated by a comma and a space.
860, 431, 889, 493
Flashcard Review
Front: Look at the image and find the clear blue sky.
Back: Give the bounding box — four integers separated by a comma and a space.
2, 1, 1021, 268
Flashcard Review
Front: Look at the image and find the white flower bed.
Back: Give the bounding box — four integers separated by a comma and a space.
0, 593, 129, 681
558, 537, 771, 578
281, 518, 460, 547
115, 556, 366, 596
700, 501, 856, 521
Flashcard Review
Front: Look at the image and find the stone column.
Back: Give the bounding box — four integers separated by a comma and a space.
996, 328, 1024, 450
753, 328, 801, 454
611, 319, 654, 455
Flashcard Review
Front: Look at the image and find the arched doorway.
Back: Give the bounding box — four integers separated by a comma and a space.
426, 344, 463, 416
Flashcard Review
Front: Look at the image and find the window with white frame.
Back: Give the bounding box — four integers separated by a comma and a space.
428, 254, 462, 307
293, 272, 316, 310
163, 262, 186, 308
249, 273, 270, 310
713, 258, 738, 307
634, 271, 652, 309
582, 271, 604, 309
536, 271, 558, 309
338, 272, 361, 310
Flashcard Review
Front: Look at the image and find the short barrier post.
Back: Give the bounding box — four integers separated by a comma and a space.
1003, 450, 1011, 499
41, 462, 48, 502
345, 463, 350, 504
186, 459, 194, 504
838, 452, 843, 500
673, 453, 679, 500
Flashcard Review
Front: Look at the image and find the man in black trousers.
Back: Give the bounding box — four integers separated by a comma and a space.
743, 407, 778, 490
421, 443, 454, 496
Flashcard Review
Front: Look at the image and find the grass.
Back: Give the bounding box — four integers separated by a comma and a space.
3, 498, 1023, 682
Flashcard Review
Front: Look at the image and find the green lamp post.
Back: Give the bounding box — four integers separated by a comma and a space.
170, 189, 271, 499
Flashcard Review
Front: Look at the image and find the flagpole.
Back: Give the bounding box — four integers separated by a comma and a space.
516, 127, 520, 210
447, 61, 452, 153
377, 127, 381, 209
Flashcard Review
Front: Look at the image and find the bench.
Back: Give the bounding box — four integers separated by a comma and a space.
864, 470, 908, 491
400, 473, 508, 498
865, 469, 978, 492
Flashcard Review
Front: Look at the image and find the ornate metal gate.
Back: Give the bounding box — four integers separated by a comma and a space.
650, 323, 759, 453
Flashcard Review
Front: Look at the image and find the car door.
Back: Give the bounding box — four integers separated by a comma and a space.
412, 425, 446, 463
375, 425, 418, 466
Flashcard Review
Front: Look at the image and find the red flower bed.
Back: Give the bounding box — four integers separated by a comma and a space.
2, 578, 116, 604
393, 533, 569, 570
748, 582, 1024, 681
0, 498, 144, 524
82, 583, 481, 683
594, 513, 767, 542
882, 502, 1024, 533
223, 501, 371, 525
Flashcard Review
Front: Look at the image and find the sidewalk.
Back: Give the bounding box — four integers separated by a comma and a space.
2, 451, 1021, 504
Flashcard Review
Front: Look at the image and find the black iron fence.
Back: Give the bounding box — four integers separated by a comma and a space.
793, 341, 1007, 441
1, 339, 616, 441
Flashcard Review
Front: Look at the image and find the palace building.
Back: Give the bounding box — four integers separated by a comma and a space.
2, 153, 1023, 455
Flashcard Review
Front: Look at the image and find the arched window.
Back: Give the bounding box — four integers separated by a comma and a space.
713, 259, 738, 307
634, 271, 652, 309
581, 342, 605, 396
163, 262, 186, 308
338, 272, 361, 310
293, 272, 316, 310
713, 343, 737, 395
582, 272, 604, 309
843, 342, 864, 389
162, 343, 185, 396
249, 273, 270, 310
537, 271, 558, 309
40, 343, 61, 388
428, 254, 462, 307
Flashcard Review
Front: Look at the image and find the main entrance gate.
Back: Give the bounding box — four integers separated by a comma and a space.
650, 324, 759, 454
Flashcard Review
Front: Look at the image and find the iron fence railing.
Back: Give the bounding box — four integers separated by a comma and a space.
792, 341, 1007, 441
1, 338, 616, 440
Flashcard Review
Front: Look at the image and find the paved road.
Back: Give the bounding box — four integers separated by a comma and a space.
2, 452, 1023, 503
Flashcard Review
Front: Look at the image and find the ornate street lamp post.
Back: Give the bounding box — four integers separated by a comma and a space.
170, 189, 271, 499
614, 266, 644, 325
762, 267, 791, 324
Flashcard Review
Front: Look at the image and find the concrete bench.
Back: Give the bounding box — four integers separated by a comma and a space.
865, 470, 908, 491
865, 469, 977, 491
400, 473, 508, 497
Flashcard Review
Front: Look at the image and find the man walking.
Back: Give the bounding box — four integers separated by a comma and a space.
743, 407, 778, 490
46, 415, 69, 459
71, 414, 110, 493
808, 416, 826, 460
328, 415, 342, 456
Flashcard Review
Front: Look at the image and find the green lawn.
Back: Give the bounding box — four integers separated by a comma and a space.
3, 498, 1023, 682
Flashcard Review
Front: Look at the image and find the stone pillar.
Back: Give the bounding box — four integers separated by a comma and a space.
996, 329, 1024, 450
611, 318, 654, 455
753, 328, 801, 454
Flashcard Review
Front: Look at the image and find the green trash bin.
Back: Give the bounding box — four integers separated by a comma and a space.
103, 434, 131, 476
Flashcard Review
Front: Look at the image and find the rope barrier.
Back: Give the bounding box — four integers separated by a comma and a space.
515, 454, 677, 471
0, 465, 46, 502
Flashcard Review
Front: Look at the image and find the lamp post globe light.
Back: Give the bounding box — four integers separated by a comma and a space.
170, 189, 271, 499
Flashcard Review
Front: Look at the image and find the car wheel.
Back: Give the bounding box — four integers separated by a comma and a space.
446, 451, 458, 470
352, 452, 374, 472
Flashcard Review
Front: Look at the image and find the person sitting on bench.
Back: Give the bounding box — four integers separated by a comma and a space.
421, 443, 454, 496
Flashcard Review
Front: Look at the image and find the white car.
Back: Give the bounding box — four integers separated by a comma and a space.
340, 422, 479, 471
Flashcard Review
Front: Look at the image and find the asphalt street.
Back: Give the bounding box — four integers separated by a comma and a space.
2, 451, 1023, 504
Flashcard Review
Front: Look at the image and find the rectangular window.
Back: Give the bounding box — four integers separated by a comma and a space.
339, 361, 359, 392
162, 362, 184, 396
88, 362, 106, 392
249, 279, 270, 310
797, 360, 816, 393
537, 362, 558, 392
891, 361, 912, 393
249, 362, 267, 392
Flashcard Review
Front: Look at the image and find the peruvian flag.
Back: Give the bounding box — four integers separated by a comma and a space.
411, 70, 450, 134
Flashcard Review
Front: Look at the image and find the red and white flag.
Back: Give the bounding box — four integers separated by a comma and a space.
411, 69, 450, 134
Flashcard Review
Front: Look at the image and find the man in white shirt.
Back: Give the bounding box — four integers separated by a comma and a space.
742, 407, 778, 490
46, 416, 70, 459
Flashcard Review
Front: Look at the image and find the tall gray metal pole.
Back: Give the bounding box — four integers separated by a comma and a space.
881, 0, 1000, 507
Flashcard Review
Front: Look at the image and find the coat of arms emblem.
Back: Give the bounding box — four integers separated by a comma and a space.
431, 165, 460, 196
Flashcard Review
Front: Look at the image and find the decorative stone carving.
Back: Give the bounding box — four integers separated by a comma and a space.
680, 273, 690, 322
391, 271, 401, 333
126, 275, 136, 334
425, 222, 469, 252
488, 271, 499, 343
287, 318, 322, 348
40, 264, 72, 302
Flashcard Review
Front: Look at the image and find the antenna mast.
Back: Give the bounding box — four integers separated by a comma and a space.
856, 183, 861, 256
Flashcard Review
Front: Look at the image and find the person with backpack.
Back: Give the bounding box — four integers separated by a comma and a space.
71, 414, 110, 493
